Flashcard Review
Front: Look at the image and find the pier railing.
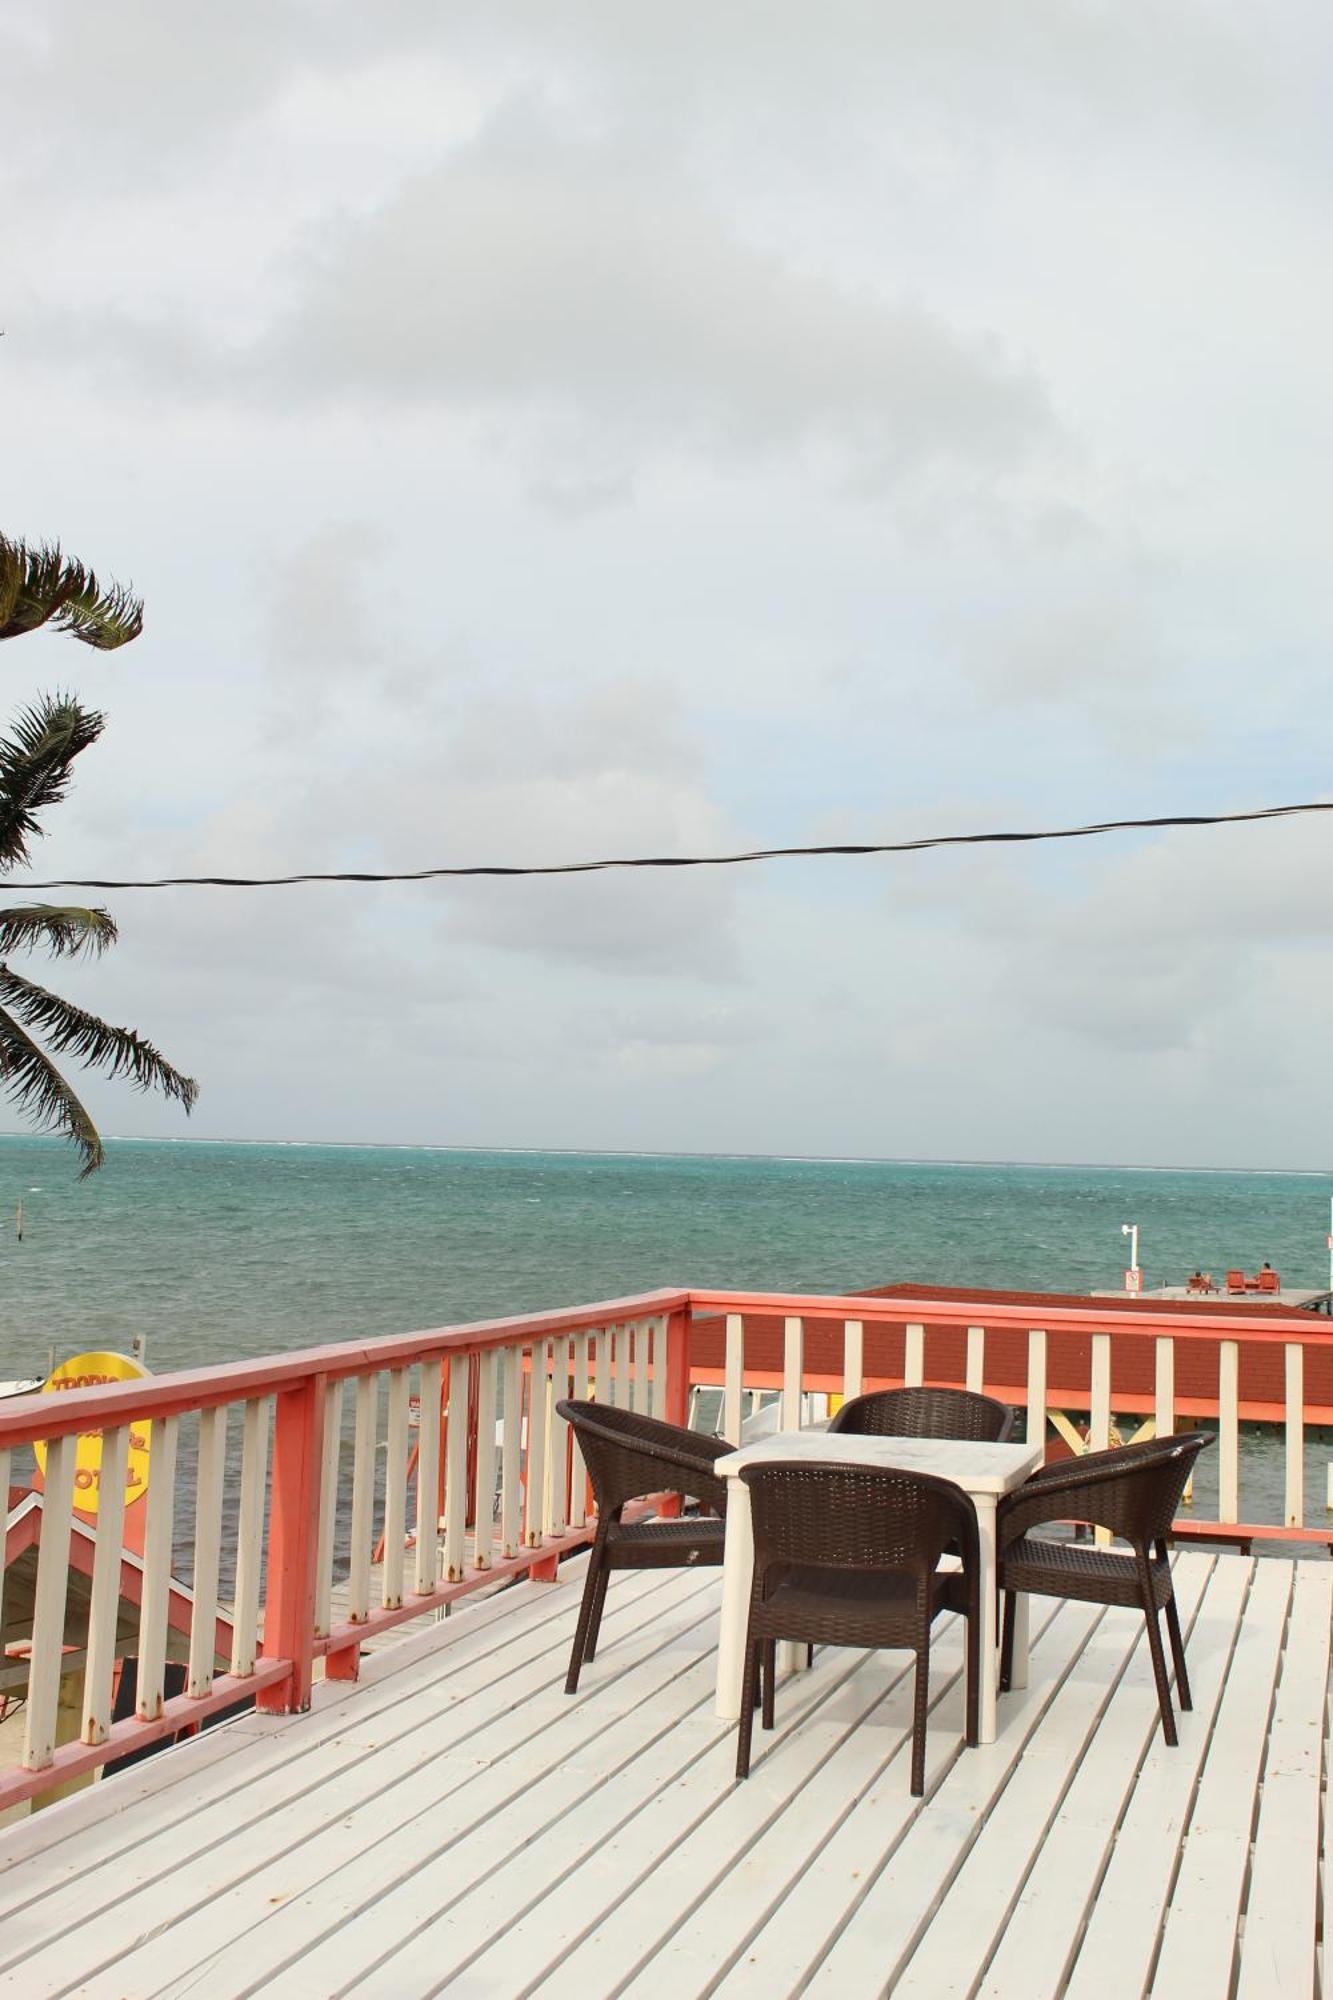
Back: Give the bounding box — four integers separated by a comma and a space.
0, 1289, 689, 1814
4, 1280, 1333, 1813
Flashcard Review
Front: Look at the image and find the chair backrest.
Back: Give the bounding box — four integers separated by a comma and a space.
1256, 1269, 1280, 1292
1225, 1269, 1246, 1292
740, 1459, 978, 1587
829, 1385, 1015, 1443
1000, 1431, 1213, 1547
556, 1399, 730, 1520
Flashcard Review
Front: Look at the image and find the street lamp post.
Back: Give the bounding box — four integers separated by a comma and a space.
1121, 1222, 1141, 1294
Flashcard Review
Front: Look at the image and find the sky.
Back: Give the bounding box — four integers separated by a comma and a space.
2, 1, 1332, 1171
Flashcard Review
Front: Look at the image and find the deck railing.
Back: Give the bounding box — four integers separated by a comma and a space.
0, 1289, 690, 1814
687, 1288, 1333, 1542
4, 1281, 1332, 1814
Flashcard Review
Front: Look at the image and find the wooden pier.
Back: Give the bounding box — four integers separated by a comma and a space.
0, 1545, 1326, 1996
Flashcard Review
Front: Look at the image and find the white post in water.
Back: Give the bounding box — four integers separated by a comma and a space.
1122, 1221, 1141, 1294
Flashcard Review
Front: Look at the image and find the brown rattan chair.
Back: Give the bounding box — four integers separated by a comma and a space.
556, 1399, 731, 1693
829, 1385, 1015, 1443
735, 1460, 980, 1796
997, 1431, 1213, 1744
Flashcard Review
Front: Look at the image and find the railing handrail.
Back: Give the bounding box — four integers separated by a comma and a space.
0, 1286, 690, 1448
688, 1287, 1333, 1348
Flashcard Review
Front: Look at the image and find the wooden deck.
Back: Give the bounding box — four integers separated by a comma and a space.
0, 1549, 1326, 1997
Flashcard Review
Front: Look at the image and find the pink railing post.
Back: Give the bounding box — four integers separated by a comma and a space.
257, 1374, 327, 1714
663, 1307, 692, 1430
657, 1306, 693, 1519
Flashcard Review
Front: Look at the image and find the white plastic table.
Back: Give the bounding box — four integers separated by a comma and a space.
713, 1429, 1044, 1743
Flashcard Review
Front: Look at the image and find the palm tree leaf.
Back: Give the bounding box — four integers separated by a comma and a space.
0, 535, 143, 649
0, 905, 117, 956
0, 695, 105, 872
0, 1003, 104, 1176
0, 963, 198, 1112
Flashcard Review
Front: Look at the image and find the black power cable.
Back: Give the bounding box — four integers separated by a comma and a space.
11, 797, 1332, 891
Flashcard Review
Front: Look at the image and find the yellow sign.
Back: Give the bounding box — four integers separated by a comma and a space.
33, 1350, 152, 1517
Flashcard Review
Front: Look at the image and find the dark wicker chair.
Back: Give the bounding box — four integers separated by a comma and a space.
829, 1385, 1016, 1443
997, 1431, 1214, 1744
556, 1399, 731, 1693
735, 1460, 980, 1796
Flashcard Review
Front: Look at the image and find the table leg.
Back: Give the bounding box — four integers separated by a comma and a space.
1008, 1591, 1030, 1691
715, 1480, 753, 1721
974, 1495, 1000, 1744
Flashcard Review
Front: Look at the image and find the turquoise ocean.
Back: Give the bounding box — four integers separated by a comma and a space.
3, 1134, 1331, 1380
4, 1133, 1332, 1545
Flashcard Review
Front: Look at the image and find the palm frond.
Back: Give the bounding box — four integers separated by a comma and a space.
0, 963, 198, 1112
0, 535, 143, 649
0, 1004, 104, 1176
0, 905, 117, 956
0, 695, 105, 872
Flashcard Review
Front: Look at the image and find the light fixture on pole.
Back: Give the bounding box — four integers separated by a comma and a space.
1121, 1222, 1141, 1294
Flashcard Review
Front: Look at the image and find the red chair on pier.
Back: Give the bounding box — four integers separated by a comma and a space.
1256, 1268, 1281, 1293
1225, 1270, 1246, 1295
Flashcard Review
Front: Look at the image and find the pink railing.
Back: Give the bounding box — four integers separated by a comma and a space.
4, 1280, 1332, 1814
0, 1290, 690, 1814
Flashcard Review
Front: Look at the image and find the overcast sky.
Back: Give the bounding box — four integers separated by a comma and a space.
2, 2, 1332, 1170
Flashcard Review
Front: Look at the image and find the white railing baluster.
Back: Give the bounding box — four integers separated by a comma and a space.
633, 1321, 650, 1417
24, 1431, 77, 1769
904, 1322, 925, 1388
549, 1342, 570, 1536
593, 1326, 610, 1411
188, 1405, 228, 1698
1090, 1334, 1112, 1546
473, 1348, 498, 1566
347, 1375, 375, 1624
382, 1367, 410, 1609
966, 1325, 985, 1394
1219, 1340, 1240, 1522
501, 1345, 523, 1559
1285, 1341, 1304, 1529
843, 1319, 863, 1406
1090, 1335, 1112, 1451
1027, 1330, 1047, 1455
0, 1446, 9, 1652
724, 1314, 744, 1445
1155, 1337, 1174, 1446
526, 1341, 551, 1544
313, 1384, 340, 1642
414, 1357, 443, 1595
442, 1356, 469, 1582
80, 1424, 129, 1747
232, 1396, 270, 1673
569, 1334, 590, 1529
136, 1414, 179, 1722
782, 1317, 804, 1432
649, 1315, 668, 1420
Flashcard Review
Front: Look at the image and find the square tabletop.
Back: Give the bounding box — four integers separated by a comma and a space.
715, 1429, 1044, 1496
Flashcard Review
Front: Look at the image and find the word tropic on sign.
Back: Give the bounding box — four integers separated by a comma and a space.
32, 1350, 152, 1518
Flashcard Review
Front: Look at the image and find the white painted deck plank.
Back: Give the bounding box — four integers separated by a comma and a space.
615, 1600, 1067, 2000
976, 1554, 1216, 2000
800, 1600, 1106, 1998
1234, 1561, 1333, 2000
349, 1640, 909, 1999
0, 1567, 711, 1995
461, 1627, 974, 2000
1149, 1557, 1292, 1999
166, 1588, 730, 2000
1062, 1553, 1256, 2000
0, 1548, 1321, 2000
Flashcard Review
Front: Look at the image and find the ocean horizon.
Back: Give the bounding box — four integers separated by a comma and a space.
3, 1132, 1331, 1387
